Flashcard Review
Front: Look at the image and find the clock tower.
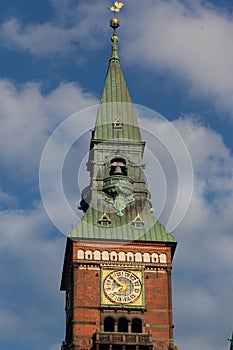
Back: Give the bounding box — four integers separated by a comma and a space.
60, 6, 178, 350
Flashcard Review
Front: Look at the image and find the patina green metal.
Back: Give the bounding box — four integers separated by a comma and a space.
92, 38, 142, 143
71, 188, 177, 245
71, 33, 177, 250
111, 33, 119, 60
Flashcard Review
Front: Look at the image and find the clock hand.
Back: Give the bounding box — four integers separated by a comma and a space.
111, 275, 124, 286
119, 284, 127, 292
111, 275, 128, 292
113, 284, 128, 292
113, 285, 124, 292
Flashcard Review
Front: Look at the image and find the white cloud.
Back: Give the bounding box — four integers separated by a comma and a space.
139, 110, 194, 232
0, 19, 72, 56
0, 205, 65, 348
0, 1, 106, 57
171, 116, 233, 248
1, 0, 233, 113
123, 0, 233, 113
0, 79, 97, 180
0, 188, 18, 208
0, 77, 97, 233
164, 117, 233, 349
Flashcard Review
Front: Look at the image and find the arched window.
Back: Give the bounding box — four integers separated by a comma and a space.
135, 252, 142, 262
104, 317, 115, 332
85, 250, 92, 259
143, 253, 150, 262
118, 252, 126, 261
131, 318, 142, 333
110, 157, 127, 176
126, 252, 134, 262
93, 250, 101, 260
77, 249, 84, 259
118, 317, 128, 332
151, 253, 159, 263
102, 251, 109, 260
159, 253, 167, 263
110, 251, 118, 261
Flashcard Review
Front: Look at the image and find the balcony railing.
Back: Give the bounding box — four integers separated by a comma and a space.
94, 331, 152, 346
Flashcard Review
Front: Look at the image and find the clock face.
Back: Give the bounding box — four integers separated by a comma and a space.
103, 269, 142, 304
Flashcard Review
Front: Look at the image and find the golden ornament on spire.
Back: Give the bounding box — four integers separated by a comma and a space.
108, 1, 124, 31
108, 1, 124, 13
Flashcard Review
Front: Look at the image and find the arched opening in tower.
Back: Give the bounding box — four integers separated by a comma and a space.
104, 317, 115, 332
131, 318, 142, 333
118, 317, 128, 332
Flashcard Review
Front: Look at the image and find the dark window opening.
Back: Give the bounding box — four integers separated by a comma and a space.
126, 346, 136, 350
113, 346, 122, 350
118, 317, 128, 332
132, 221, 144, 228
104, 317, 115, 332
99, 221, 108, 227
132, 318, 142, 333
100, 345, 109, 350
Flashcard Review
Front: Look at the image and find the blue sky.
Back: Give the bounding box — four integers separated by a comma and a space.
0, 1, 233, 349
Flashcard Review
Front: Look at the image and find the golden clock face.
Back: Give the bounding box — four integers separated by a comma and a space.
103, 269, 142, 304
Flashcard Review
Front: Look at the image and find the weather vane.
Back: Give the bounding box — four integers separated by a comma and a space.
108, 1, 124, 14
108, 1, 124, 33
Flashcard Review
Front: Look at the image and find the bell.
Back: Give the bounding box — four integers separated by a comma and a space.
113, 166, 123, 175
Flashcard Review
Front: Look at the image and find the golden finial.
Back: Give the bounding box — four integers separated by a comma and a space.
108, 1, 124, 30
108, 1, 124, 59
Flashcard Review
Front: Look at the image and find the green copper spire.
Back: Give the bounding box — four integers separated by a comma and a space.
70, 3, 177, 252
92, 5, 142, 143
